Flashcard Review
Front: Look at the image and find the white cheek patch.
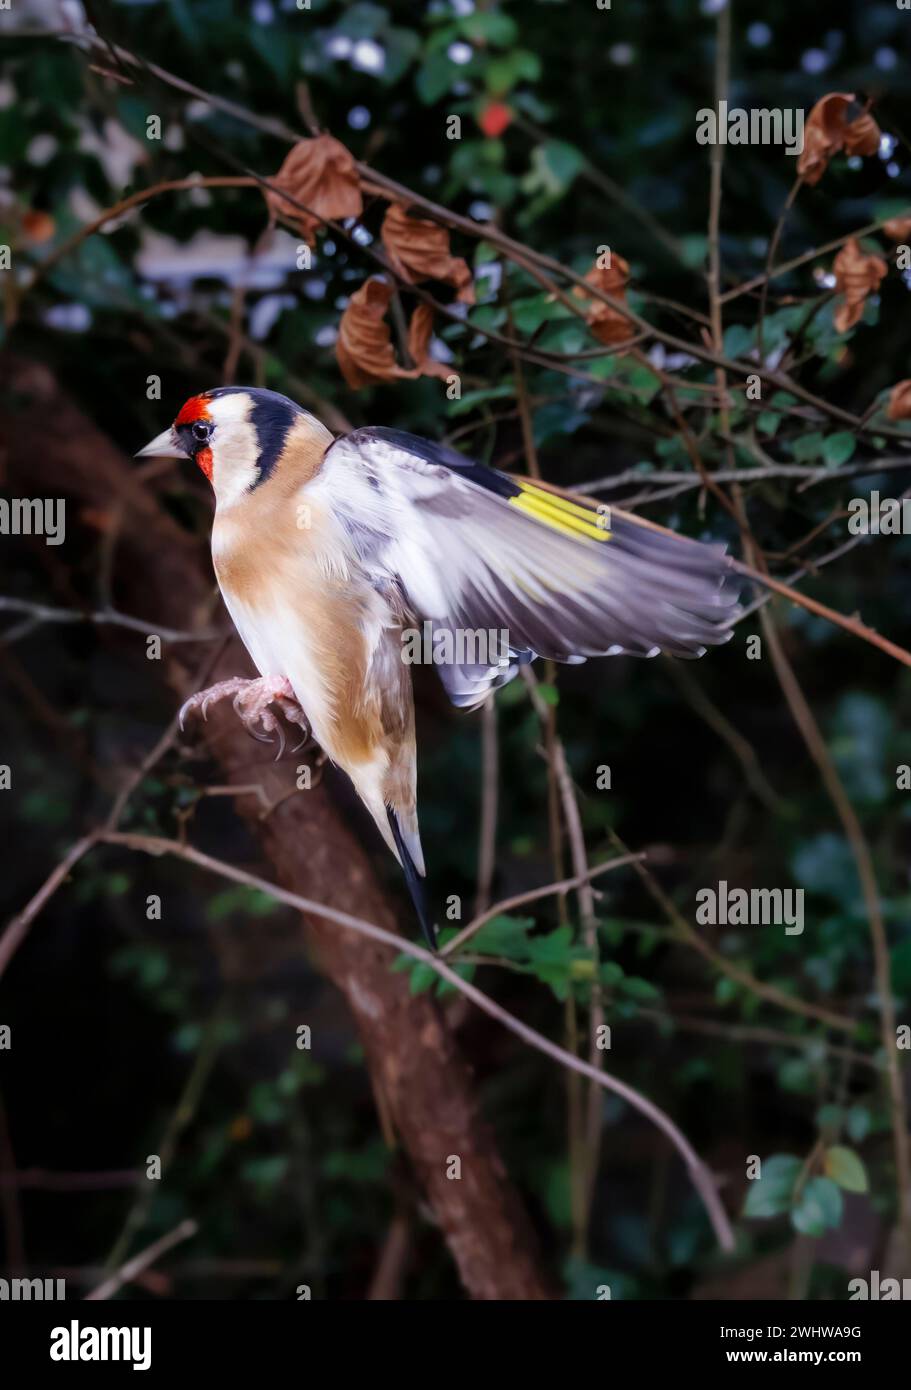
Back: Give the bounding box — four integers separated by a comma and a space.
213, 420, 260, 506
207, 396, 260, 509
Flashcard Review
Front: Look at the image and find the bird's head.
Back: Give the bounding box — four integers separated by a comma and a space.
136, 387, 310, 507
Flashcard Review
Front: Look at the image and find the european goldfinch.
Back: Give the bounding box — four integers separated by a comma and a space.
138, 387, 739, 948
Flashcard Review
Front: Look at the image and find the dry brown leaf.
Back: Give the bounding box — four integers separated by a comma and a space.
883, 217, 911, 242
264, 134, 362, 245
886, 379, 911, 421
798, 93, 881, 186
843, 110, 881, 157
832, 238, 888, 333
381, 203, 474, 304
406, 303, 452, 381
798, 93, 854, 186
336, 278, 401, 387
573, 254, 636, 347
336, 277, 449, 389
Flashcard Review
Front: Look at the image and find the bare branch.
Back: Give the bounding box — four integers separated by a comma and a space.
85, 1220, 198, 1301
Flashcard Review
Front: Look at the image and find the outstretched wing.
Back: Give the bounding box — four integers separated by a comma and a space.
314, 427, 740, 708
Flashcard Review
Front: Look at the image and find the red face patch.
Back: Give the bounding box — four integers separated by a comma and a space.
175, 394, 212, 426
195, 445, 213, 482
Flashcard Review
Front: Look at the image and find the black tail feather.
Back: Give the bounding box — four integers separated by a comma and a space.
387, 808, 437, 952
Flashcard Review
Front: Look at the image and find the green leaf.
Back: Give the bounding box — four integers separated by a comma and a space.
600, 960, 625, 987
714, 975, 740, 1005
469, 915, 535, 959
416, 53, 457, 104
447, 384, 516, 417
722, 324, 754, 359
823, 1145, 868, 1193
846, 1105, 873, 1144
249, 1080, 284, 1125
538, 139, 585, 191
323, 1140, 389, 1182
486, 49, 542, 94
616, 364, 661, 404
822, 431, 857, 467
678, 234, 708, 269
778, 1055, 818, 1095
536, 321, 589, 355
815, 1103, 844, 1133
618, 975, 661, 1002
791, 1175, 844, 1236
756, 409, 780, 436
792, 832, 857, 902
382, 28, 422, 84
336, 2, 387, 39
406, 961, 438, 995
791, 431, 827, 462
526, 925, 575, 998
242, 1155, 289, 1190
458, 12, 518, 46
743, 1153, 801, 1218
468, 302, 508, 333
521, 140, 585, 199
511, 292, 567, 334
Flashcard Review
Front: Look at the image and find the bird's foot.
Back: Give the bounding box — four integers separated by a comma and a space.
179, 675, 308, 759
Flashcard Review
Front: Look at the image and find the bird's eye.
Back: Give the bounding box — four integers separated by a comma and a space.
191, 421, 212, 443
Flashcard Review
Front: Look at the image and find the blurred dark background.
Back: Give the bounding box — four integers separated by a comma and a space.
1, 0, 910, 1300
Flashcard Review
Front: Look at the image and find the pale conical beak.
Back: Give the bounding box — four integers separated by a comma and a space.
135, 427, 188, 459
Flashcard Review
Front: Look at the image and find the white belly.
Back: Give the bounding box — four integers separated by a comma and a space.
219, 587, 340, 754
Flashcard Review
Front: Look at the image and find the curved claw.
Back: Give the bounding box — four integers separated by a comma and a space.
178, 677, 302, 759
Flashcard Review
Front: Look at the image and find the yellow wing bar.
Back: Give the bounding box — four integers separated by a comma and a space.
508, 480, 611, 542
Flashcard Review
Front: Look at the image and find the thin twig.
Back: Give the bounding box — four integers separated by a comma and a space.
578, 456, 911, 495
0, 597, 223, 645
23, 176, 257, 294
0, 835, 99, 982
730, 558, 911, 670
721, 211, 911, 305
662, 656, 781, 812
85, 1219, 198, 1301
